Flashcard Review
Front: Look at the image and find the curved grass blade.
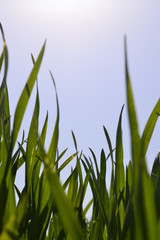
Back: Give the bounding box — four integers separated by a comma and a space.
11, 41, 46, 152
89, 148, 100, 179
103, 126, 114, 164
141, 98, 160, 156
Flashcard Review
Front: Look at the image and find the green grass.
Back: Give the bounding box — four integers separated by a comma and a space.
1, 23, 160, 240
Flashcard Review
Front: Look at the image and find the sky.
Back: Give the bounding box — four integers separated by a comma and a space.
1, 1, 160, 196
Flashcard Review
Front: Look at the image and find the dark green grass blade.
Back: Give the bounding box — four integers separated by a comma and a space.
84, 154, 109, 229
44, 158, 83, 240
141, 98, 160, 156
29, 170, 52, 239
100, 149, 109, 208
75, 155, 84, 207
3, 87, 10, 148
47, 71, 59, 165
79, 168, 90, 211
115, 105, 125, 231
0, 51, 3, 71
126, 161, 133, 202
11, 42, 46, 151
103, 126, 114, 164
72, 130, 78, 151
89, 148, 100, 179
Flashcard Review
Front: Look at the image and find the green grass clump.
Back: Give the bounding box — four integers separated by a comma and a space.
0, 24, 160, 240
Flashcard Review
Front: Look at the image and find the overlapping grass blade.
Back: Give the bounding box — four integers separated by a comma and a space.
26, 86, 39, 191
43, 158, 83, 240
136, 170, 158, 239
103, 126, 114, 164
0, 192, 27, 240
58, 152, 78, 173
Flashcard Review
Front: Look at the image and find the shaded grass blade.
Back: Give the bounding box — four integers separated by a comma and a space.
115, 105, 125, 231
44, 157, 83, 240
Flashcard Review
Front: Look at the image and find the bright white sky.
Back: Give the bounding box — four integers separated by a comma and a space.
1, 1, 160, 192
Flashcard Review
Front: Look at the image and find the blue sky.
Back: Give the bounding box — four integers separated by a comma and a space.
1, 1, 160, 189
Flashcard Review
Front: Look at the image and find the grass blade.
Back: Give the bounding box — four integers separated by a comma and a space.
141, 98, 160, 156
47, 71, 59, 165
44, 157, 83, 240
115, 105, 125, 231
11, 41, 46, 151
125, 38, 141, 187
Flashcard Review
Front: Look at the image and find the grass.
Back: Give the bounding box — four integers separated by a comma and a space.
1, 23, 160, 240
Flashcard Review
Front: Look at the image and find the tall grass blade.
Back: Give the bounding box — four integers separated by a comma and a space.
115, 105, 125, 231
11, 42, 46, 151
125, 38, 141, 187
47, 71, 59, 165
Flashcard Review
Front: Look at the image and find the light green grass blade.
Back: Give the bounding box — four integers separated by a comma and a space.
83, 199, 93, 217
0, 193, 27, 240
32, 112, 48, 198
26, 86, 39, 190
55, 147, 68, 170
47, 71, 59, 165
136, 171, 158, 240
11, 42, 46, 151
115, 105, 125, 230
67, 167, 78, 205
141, 98, 160, 156
44, 157, 83, 240
58, 152, 78, 173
